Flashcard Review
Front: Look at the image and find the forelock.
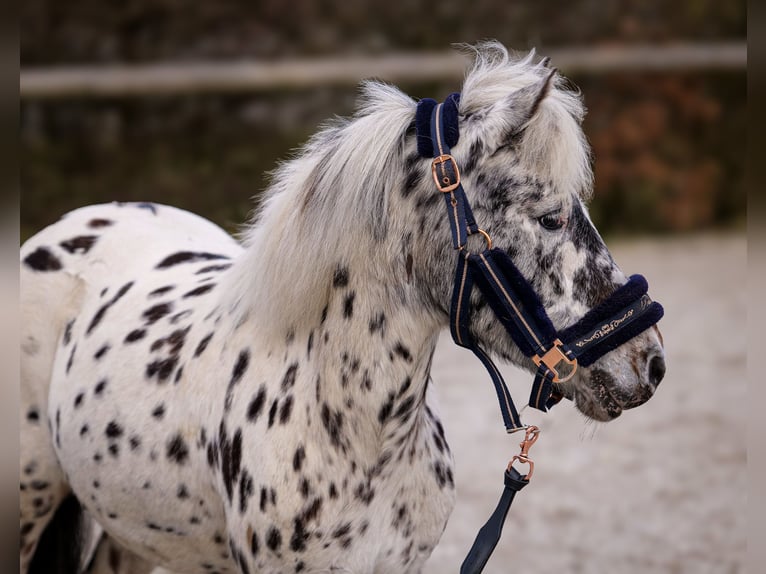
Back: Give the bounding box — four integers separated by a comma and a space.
458, 42, 593, 200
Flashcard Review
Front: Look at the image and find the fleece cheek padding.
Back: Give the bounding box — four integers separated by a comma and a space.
568, 301, 664, 367
559, 275, 664, 367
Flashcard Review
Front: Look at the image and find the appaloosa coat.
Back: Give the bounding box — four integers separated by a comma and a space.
20, 43, 665, 574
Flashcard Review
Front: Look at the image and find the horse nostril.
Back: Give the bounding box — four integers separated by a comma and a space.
648, 355, 666, 387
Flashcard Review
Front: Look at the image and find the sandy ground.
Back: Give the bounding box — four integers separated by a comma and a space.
424, 233, 747, 574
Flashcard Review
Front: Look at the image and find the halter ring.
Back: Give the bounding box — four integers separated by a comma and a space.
431, 154, 461, 193
459, 228, 493, 253
532, 339, 578, 383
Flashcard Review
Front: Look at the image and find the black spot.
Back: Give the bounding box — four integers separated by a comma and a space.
177, 484, 190, 499
196, 263, 232, 274
94, 344, 110, 360
378, 392, 395, 424
88, 218, 113, 228
239, 470, 254, 514
320, 403, 346, 452
63, 320, 74, 346
183, 284, 216, 298
156, 252, 230, 269
125, 329, 146, 343
105, 421, 123, 439
354, 482, 375, 504
232, 350, 250, 383
279, 396, 294, 425
94, 379, 107, 395
332, 523, 351, 539
167, 434, 189, 465
392, 342, 413, 363
23, 247, 62, 272
224, 350, 251, 411
332, 266, 349, 288
306, 331, 314, 359
220, 426, 243, 502
142, 302, 173, 325
151, 404, 166, 419
151, 326, 189, 355
146, 356, 179, 383
30, 480, 50, 491
59, 235, 98, 255
328, 483, 338, 499
281, 363, 298, 391
394, 396, 416, 421
266, 527, 282, 553
74, 392, 84, 408
129, 436, 141, 450
26, 408, 40, 423
246, 386, 267, 423
293, 446, 305, 472
369, 312, 386, 334
267, 400, 278, 428
66, 344, 77, 374
194, 333, 214, 357
148, 285, 175, 298
343, 292, 355, 319
108, 443, 119, 458
87, 282, 134, 335
80, 424, 89, 436
260, 487, 269, 512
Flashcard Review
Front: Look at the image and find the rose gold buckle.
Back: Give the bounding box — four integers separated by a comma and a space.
507, 425, 540, 480
431, 154, 461, 193
532, 339, 578, 383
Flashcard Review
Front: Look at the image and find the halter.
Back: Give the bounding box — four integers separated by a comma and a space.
416, 94, 664, 573
416, 93, 664, 432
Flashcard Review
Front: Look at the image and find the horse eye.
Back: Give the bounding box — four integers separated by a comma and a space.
538, 212, 566, 231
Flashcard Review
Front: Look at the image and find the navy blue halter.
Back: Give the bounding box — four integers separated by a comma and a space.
416, 94, 664, 433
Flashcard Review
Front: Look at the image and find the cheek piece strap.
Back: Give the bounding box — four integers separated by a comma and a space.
416, 95, 665, 433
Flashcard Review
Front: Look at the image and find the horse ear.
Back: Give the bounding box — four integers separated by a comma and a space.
500, 67, 557, 139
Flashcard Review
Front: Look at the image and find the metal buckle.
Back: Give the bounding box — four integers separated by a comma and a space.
532, 339, 578, 383
431, 154, 461, 193
508, 425, 540, 480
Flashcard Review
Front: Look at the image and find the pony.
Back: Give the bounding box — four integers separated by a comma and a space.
20, 42, 665, 574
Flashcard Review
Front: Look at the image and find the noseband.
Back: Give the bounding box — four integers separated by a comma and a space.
416, 93, 664, 432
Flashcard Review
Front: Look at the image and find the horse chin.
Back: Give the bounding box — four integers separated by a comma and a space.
567, 371, 625, 422
572, 390, 623, 422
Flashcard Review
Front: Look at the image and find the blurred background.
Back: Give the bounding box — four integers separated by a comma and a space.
20, 0, 745, 240
19, 1, 747, 573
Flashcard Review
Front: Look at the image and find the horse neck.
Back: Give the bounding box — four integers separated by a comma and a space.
226, 244, 444, 467
310, 278, 442, 460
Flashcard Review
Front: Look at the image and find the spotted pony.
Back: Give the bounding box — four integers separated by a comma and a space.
20, 43, 665, 574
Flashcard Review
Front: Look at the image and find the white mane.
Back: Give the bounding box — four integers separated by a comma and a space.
459, 42, 592, 199
223, 42, 592, 336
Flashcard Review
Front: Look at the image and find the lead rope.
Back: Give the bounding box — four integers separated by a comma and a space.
460, 426, 540, 574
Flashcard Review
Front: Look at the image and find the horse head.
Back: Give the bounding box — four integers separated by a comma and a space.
406, 44, 666, 421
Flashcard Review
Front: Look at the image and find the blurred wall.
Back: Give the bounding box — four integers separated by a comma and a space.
20, 0, 746, 241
